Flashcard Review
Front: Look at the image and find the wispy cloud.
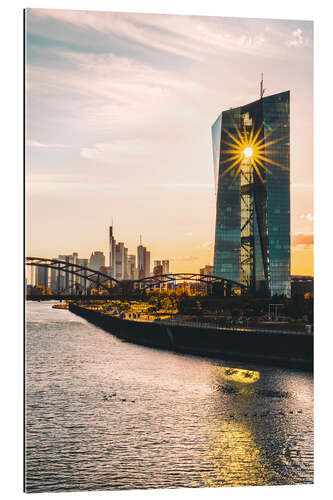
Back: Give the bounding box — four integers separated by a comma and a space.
27, 139, 71, 148
300, 213, 314, 222
196, 241, 213, 249
170, 255, 199, 262
30, 9, 276, 61
287, 28, 305, 47
80, 139, 158, 162
291, 232, 313, 249
29, 7, 314, 78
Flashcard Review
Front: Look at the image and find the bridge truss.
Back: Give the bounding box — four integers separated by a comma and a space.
26, 257, 120, 295
26, 258, 246, 298
132, 273, 245, 296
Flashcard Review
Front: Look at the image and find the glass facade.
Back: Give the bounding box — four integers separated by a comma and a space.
212, 91, 290, 297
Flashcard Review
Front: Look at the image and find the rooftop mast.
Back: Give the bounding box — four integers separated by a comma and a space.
260, 72, 266, 99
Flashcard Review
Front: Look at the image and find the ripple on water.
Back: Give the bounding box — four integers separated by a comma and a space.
25, 301, 314, 492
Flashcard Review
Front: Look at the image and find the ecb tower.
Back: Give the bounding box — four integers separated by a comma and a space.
212, 87, 291, 297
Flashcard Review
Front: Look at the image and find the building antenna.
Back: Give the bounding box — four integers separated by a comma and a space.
140, 234, 142, 245
260, 72, 266, 99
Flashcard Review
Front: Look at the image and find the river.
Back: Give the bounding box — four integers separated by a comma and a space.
25, 301, 313, 492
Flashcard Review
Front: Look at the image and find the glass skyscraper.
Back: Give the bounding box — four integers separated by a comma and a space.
212, 91, 291, 297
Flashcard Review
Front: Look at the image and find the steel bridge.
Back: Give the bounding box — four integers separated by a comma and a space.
131, 273, 245, 294
26, 257, 246, 298
26, 257, 121, 295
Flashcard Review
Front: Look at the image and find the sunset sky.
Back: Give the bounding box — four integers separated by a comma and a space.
25, 8, 313, 275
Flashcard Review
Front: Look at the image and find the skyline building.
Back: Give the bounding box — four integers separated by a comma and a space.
36, 266, 48, 288
109, 225, 116, 279
153, 260, 163, 276
77, 258, 88, 292
89, 251, 105, 272
127, 255, 137, 280
124, 246, 129, 280
137, 244, 151, 279
57, 253, 78, 291
145, 250, 150, 278
200, 265, 214, 276
115, 242, 127, 280
212, 88, 291, 296
153, 259, 170, 276
162, 260, 170, 274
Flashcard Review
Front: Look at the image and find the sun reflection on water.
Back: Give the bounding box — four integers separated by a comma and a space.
215, 367, 260, 385
202, 419, 275, 487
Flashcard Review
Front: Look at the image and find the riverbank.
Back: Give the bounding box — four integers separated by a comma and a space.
69, 303, 313, 370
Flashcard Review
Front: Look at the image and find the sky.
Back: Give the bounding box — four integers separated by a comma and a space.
25, 8, 313, 275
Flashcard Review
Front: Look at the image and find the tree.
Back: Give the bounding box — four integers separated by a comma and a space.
160, 297, 173, 312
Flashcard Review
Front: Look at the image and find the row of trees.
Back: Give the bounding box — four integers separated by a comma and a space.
101, 290, 313, 323
144, 290, 313, 322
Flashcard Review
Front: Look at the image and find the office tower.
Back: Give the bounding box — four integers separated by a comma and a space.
153, 260, 163, 276
50, 267, 58, 292
89, 251, 105, 272
124, 247, 129, 279
72, 252, 78, 290
128, 255, 136, 280
57, 253, 78, 292
162, 260, 170, 274
36, 266, 48, 288
77, 258, 89, 292
200, 265, 214, 276
144, 250, 150, 278
137, 245, 145, 279
137, 243, 150, 279
212, 89, 290, 296
109, 225, 116, 279
115, 243, 128, 280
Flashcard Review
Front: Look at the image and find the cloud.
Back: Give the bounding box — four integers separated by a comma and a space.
196, 241, 213, 249
29, 8, 302, 65
300, 213, 314, 222
170, 255, 199, 262
27, 139, 71, 148
147, 184, 213, 190
291, 232, 313, 249
80, 139, 157, 162
287, 28, 305, 47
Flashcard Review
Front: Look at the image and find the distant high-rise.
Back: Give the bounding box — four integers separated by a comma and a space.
124, 247, 129, 279
162, 260, 170, 274
89, 251, 105, 272
115, 243, 128, 280
153, 260, 169, 275
144, 250, 150, 278
212, 89, 290, 296
109, 225, 116, 279
57, 253, 78, 292
200, 265, 214, 276
50, 266, 57, 292
137, 245, 145, 279
137, 243, 150, 279
153, 260, 163, 276
77, 258, 88, 292
36, 266, 48, 288
127, 255, 136, 280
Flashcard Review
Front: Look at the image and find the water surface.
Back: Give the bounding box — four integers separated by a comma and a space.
25, 301, 313, 492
